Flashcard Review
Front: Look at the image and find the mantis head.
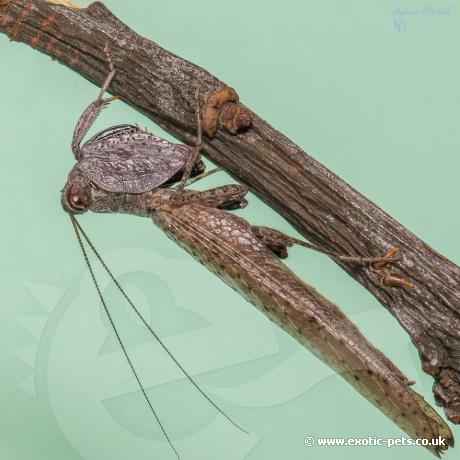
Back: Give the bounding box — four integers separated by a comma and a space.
61, 165, 92, 214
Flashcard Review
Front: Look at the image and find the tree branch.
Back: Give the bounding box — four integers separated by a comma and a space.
1, 0, 459, 423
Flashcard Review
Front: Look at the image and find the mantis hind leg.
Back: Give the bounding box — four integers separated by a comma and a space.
176, 85, 204, 190
251, 227, 413, 288
252, 226, 403, 265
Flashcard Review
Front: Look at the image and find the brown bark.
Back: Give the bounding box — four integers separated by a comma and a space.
1, 0, 459, 422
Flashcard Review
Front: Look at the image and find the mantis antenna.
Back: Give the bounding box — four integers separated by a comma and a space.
68, 212, 248, 457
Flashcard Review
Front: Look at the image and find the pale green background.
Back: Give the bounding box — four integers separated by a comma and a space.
1, 1, 459, 459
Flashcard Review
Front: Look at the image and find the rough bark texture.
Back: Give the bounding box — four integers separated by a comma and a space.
1, 0, 459, 422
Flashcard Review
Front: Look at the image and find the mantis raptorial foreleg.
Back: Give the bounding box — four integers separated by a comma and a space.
71, 45, 121, 158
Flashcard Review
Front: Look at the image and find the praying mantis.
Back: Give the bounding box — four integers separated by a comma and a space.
60, 51, 453, 458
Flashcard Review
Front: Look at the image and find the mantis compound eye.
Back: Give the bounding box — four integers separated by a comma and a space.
66, 184, 90, 212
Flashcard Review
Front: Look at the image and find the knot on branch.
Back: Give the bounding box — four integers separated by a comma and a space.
220, 102, 252, 135
203, 86, 252, 138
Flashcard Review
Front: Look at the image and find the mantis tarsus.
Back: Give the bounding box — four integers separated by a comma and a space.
61, 53, 453, 457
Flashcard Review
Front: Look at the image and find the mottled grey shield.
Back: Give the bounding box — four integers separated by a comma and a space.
77, 125, 192, 193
